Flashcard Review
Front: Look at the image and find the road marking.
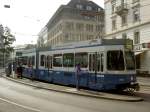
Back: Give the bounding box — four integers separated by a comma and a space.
0, 97, 41, 112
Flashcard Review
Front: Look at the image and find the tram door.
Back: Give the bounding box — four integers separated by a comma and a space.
89, 52, 104, 72
89, 52, 104, 84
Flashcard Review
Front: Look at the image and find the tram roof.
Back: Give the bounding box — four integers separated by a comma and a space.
50, 39, 131, 50
22, 39, 132, 53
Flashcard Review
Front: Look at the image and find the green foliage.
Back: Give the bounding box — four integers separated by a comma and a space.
0, 25, 16, 54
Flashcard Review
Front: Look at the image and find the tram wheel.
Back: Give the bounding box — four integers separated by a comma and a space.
126, 88, 135, 94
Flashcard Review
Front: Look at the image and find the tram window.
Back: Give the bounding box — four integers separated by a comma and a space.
32, 56, 35, 66
46, 56, 49, 68
125, 51, 135, 70
89, 53, 103, 72
27, 57, 31, 66
75, 53, 88, 68
107, 51, 125, 70
22, 56, 27, 65
29, 57, 32, 66
49, 56, 53, 69
97, 53, 101, 72
46, 55, 52, 68
53, 54, 63, 67
63, 53, 74, 67
101, 54, 104, 72
44, 56, 47, 68
40, 55, 45, 66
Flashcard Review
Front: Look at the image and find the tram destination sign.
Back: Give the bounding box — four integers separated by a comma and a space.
125, 39, 133, 50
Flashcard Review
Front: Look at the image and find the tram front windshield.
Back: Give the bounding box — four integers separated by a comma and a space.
107, 50, 125, 71
125, 51, 135, 70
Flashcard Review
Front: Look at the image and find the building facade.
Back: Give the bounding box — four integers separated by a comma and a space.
105, 0, 150, 74
38, 0, 104, 47
37, 26, 48, 48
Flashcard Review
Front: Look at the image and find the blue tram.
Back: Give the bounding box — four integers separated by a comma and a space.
19, 39, 139, 91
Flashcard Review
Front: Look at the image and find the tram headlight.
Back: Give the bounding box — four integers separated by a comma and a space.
131, 76, 134, 81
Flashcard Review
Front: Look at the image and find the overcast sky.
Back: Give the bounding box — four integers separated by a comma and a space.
0, 0, 104, 46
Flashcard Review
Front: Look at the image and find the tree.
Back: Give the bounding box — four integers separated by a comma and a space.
0, 25, 16, 67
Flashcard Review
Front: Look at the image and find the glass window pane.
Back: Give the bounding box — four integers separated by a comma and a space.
53, 54, 62, 67
107, 51, 125, 70
125, 51, 135, 70
32, 56, 35, 66
63, 53, 74, 67
75, 53, 88, 68
40, 55, 45, 66
101, 54, 104, 72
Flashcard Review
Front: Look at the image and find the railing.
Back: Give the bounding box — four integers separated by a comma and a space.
115, 3, 128, 16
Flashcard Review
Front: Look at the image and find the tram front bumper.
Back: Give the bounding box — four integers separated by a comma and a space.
130, 82, 140, 91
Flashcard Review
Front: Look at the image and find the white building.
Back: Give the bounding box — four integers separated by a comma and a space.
104, 0, 150, 74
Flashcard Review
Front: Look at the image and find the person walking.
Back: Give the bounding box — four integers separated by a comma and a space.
19, 65, 23, 78
75, 63, 81, 90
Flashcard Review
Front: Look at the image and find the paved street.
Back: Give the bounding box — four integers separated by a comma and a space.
0, 99, 38, 112
0, 77, 150, 112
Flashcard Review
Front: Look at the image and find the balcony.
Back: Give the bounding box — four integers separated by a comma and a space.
115, 3, 129, 16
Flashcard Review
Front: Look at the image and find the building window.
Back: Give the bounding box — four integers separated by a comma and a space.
86, 24, 93, 32
121, 0, 125, 4
134, 31, 140, 44
112, 19, 116, 30
65, 22, 74, 30
111, 0, 116, 14
122, 33, 127, 39
76, 23, 84, 31
132, 0, 140, 3
98, 8, 101, 12
112, 36, 116, 39
121, 15, 127, 26
133, 6, 140, 22
86, 6, 92, 11
96, 25, 101, 32
65, 33, 69, 41
76, 4, 83, 10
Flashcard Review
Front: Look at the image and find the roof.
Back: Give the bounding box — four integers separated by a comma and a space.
46, 0, 104, 30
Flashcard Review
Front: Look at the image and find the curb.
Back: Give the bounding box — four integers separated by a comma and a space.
1, 74, 143, 102
139, 84, 150, 87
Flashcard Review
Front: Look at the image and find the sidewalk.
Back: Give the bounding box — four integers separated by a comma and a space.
0, 72, 143, 102
137, 77, 150, 87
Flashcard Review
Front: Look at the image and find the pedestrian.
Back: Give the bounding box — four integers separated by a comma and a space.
75, 63, 81, 90
7, 63, 12, 76
16, 65, 20, 78
19, 65, 23, 78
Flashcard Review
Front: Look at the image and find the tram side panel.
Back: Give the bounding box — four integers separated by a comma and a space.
21, 44, 137, 91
